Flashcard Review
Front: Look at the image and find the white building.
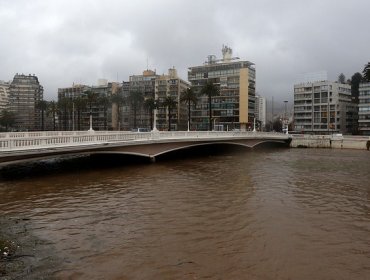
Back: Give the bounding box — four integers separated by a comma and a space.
0, 80, 10, 112
293, 80, 356, 134
255, 95, 266, 129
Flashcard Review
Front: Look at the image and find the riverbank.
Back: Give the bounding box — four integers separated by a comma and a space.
290, 134, 370, 150
0, 216, 58, 279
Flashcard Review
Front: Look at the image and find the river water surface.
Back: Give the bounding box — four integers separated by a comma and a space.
1, 148, 370, 279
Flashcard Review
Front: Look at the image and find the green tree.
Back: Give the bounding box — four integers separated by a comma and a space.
35, 100, 48, 131
58, 97, 72, 131
128, 90, 144, 129
143, 97, 157, 130
351, 72, 363, 103
180, 87, 198, 131
111, 92, 125, 130
73, 96, 87, 130
363, 62, 370, 82
84, 90, 99, 130
47, 101, 58, 131
0, 109, 15, 131
338, 73, 346, 84
201, 81, 220, 131
98, 95, 111, 130
162, 96, 177, 131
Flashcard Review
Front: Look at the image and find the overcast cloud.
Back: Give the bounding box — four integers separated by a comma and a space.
0, 0, 369, 104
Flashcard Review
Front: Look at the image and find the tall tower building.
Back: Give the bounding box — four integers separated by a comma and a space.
188, 46, 256, 131
358, 82, 370, 135
0, 80, 10, 112
255, 95, 266, 129
8, 74, 43, 131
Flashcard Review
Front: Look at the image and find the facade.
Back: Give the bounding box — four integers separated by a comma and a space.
0, 80, 10, 112
58, 81, 121, 131
188, 45, 256, 131
358, 82, 370, 135
8, 74, 43, 131
255, 95, 266, 129
293, 80, 355, 134
121, 68, 188, 131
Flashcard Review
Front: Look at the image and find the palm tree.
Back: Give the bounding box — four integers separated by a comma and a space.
143, 97, 157, 130
0, 109, 15, 131
162, 96, 177, 131
111, 92, 125, 130
84, 90, 98, 130
35, 100, 48, 131
128, 90, 144, 129
58, 97, 72, 131
98, 95, 111, 130
201, 81, 220, 131
47, 101, 58, 131
363, 62, 370, 82
73, 96, 87, 130
180, 87, 198, 131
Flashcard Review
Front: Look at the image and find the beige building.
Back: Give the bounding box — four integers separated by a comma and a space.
8, 74, 43, 131
188, 46, 256, 131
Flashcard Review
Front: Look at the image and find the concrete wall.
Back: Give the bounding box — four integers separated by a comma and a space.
290, 135, 370, 150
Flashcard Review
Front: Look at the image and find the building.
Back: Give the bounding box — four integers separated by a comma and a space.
0, 80, 10, 112
58, 81, 121, 131
121, 68, 188, 131
358, 82, 370, 135
293, 80, 355, 134
8, 74, 43, 131
188, 45, 256, 131
255, 95, 266, 129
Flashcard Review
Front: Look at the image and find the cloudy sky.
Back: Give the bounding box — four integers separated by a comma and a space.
0, 0, 369, 105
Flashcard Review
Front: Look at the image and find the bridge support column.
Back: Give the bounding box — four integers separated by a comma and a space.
150, 156, 156, 163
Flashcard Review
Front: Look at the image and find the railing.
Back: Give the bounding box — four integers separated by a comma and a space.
0, 131, 288, 151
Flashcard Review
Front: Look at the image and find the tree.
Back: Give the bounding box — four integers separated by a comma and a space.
363, 62, 370, 82
73, 96, 87, 130
0, 110, 15, 131
128, 90, 144, 129
84, 90, 99, 130
350, 72, 363, 103
338, 73, 346, 84
111, 92, 125, 130
201, 81, 220, 131
143, 97, 157, 130
47, 101, 58, 131
180, 87, 198, 131
162, 96, 177, 131
35, 100, 48, 131
58, 97, 72, 131
97, 95, 111, 130
272, 118, 283, 132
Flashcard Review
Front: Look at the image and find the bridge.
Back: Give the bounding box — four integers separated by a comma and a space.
0, 131, 291, 166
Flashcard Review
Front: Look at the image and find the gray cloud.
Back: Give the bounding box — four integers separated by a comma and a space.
0, 0, 369, 103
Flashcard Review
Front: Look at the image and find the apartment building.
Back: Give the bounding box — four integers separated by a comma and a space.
293, 80, 355, 134
58, 80, 121, 131
255, 95, 266, 129
121, 68, 188, 131
188, 45, 256, 131
8, 74, 43, 131
0, 80, 10, 111
358, 82, 370, 135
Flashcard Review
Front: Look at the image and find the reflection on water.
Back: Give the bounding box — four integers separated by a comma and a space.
1, 148, 370, 279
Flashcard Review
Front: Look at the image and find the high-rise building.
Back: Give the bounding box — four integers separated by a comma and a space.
255, 95, 266, 129
188, 45, 256, 131
58, 81, 121, 131
358, 82, 370, 135
121, 68, 188, 131
293, 80, 355, 134
8, 74, 43, 131
0, 80, 10, 112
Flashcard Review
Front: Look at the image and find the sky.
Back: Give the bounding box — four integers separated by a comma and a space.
0, 0, 369, 106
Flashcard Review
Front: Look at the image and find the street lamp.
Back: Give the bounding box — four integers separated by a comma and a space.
284, 100, 288, 134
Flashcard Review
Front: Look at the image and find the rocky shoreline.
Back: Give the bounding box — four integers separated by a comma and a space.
0, 216, 59, 279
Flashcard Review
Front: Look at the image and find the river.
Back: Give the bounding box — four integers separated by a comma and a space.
1, 148, 370, 279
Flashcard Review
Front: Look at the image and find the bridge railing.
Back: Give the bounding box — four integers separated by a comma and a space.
0, 131, 288, 151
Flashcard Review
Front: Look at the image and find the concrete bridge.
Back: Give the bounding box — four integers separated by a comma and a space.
0, 131, 291, 166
